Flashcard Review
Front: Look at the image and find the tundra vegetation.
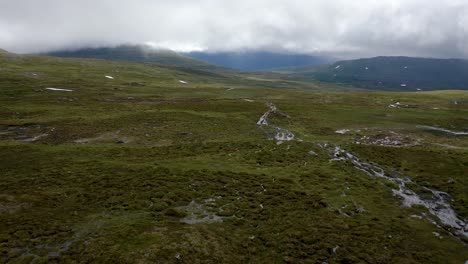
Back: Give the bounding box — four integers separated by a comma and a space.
0, 51, 467, 263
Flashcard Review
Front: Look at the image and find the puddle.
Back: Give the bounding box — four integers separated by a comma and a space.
0, 124, 50, 142
177, 199, 223, 225
0, 201, 31, 214
23, 133, 49, 142
74, 131, 132, 144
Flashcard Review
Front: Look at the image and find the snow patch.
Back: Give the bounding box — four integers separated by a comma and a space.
335, 129, 351, 135
105, 75, 114, 79
46, 88, 73, 92
388, 101, 409, 108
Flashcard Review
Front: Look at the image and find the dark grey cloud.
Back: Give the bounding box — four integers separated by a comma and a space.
1, 0, 468, 58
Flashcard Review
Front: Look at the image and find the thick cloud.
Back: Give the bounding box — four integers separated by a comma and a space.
1, 0, 468, 58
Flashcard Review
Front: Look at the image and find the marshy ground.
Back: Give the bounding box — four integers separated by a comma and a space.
1, 53, 467, 263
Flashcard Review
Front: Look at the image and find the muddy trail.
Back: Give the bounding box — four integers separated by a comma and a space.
256, 102, 468, 243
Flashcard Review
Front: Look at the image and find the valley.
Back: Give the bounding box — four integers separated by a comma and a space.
0, 51, 467, 263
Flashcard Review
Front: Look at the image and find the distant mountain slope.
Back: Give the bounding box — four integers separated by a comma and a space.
281, 56, 468, 91
44, 45, 224, 71
184, 51, 332, 71
0, 48, 347, 92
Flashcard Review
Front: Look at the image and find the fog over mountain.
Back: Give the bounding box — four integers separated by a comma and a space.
1, 0, 468, 59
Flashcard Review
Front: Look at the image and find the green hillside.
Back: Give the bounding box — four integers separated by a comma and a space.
278, 56, 468, 91
44, 45, 225, 71
1, 52, 467, 263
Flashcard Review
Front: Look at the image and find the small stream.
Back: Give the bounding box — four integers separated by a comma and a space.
327, 145, 467, 240
257, 103, 295, 142
257, 103, 468, 242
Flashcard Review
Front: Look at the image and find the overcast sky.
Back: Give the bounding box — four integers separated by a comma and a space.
1, 0, 468, 58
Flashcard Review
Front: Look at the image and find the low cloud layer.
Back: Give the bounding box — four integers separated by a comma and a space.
1, 0, 468, 58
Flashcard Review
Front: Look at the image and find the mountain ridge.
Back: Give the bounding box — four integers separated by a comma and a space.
183, 51, 332, 71
42, 45, 226, 71
277, 56, 468, 91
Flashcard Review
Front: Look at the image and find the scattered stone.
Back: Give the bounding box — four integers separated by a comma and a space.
432, 232, 442, 239
410, 215, 423, 219
354, 132, 420, 147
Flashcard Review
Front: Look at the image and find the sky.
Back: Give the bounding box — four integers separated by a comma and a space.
1, 0, 468, 58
